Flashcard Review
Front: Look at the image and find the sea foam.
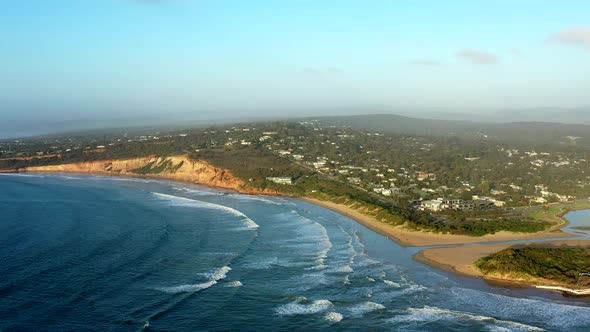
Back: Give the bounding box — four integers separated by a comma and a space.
388, 306, 545, 331
383, 280, 401, 288
156, 280, 217, 294
226, 281, 243, 287
152, 192, 259, 229
348, 301, 386, 315
324, 312, 343, 322
276, 299, 333, 316
155, 266, 232, 294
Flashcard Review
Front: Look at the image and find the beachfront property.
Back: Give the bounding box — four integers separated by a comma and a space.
265, 177, 294, 185
415, 198, 496, 212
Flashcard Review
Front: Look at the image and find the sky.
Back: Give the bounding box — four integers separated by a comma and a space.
1, 0, 590, 124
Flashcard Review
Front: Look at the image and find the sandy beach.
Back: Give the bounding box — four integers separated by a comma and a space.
415, 240, 590, 279
301, 197, 576, 247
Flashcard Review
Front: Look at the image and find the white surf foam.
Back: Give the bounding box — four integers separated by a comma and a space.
348, 301, 386, 315
155, 266, 232, 294
173, 185, 225, 196
389, 306, 545, 331
58, 175, 83, 180
226, 281, 243, 287
152, 192, 259, 229
228, 194, 282, 205
156, 280, 217, 294
277, 209, 333, 269
343, 275, 350, 285
445, 286, 590, 330
324, 312, 343, 322
335, 265, 354, 273
0, 173, 45, 178
276, 299, 333, 316
210, 266, 232, 280
304, 264, 328, 271
398, 283, 428, 296
383, 280, 401, 288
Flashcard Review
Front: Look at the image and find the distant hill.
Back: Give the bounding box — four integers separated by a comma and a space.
398, 107, 590, 125
311, 114, 590, 149
490, 107, 590, 124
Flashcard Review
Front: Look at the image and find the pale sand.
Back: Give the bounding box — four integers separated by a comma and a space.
301, 197, 575, 247
415, 240, 590, 278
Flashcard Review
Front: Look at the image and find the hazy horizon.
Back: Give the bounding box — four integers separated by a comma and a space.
1, 1, 590, 137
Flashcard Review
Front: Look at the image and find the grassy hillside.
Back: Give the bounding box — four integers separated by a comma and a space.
476, 247, 590, 286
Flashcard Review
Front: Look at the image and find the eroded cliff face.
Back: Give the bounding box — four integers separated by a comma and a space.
17, 155, 273, 194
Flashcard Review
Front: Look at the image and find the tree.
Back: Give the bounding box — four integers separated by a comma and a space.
461, 190, 473, 201
479, 182, 490, 196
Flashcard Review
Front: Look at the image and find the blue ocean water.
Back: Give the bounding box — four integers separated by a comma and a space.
1, 174, 589, 331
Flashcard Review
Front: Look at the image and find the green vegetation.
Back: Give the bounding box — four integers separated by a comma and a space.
527, 202, 590, 224
191, 146, 409, 225
476, 247, 590, 286
189, 145, 310, 191
407, 215, 550, 236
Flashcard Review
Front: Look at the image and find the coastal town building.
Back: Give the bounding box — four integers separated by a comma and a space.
265, 177, 294, 185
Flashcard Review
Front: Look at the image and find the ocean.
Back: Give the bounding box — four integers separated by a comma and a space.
1, 174, 589, 331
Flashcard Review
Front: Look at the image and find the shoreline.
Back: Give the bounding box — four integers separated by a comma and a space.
415, 240, 590, 293
6, 163, 590, 293
301, 197, 576, 247
13, 167, 576, 246
6, 158, 578, 246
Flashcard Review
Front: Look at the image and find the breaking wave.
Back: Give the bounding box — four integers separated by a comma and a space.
152, 192, 259, 229
276, 299, 333, 316
226, 281, 243, 287
384, 280, 401, 288
155, 266, 232, 294
389, 306, 545, 331
324, 311, 343, 322
348, 301, 386, 315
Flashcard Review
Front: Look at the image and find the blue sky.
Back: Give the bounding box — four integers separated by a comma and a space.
1, 0, 590, 120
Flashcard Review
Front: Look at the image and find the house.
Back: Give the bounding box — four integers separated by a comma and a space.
313, 160, 327, 168
348, 177, 361, 184
292, 154, 304, 161
420, 200, 443, 212
266, 177, 294, 185
416, 172, 429, 181
472, 200, 495, 210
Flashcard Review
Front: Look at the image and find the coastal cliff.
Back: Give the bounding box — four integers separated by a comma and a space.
14, 155, 276, 195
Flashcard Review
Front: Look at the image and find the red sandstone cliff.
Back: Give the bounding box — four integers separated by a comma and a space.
15, 155, 276, 195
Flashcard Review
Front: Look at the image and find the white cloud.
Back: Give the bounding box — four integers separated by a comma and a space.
412, 59, 441, 66
547, 27, 590, 51
456, 49, 498, 65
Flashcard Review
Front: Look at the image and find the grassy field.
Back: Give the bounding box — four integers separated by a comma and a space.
525, 202, 590, 225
